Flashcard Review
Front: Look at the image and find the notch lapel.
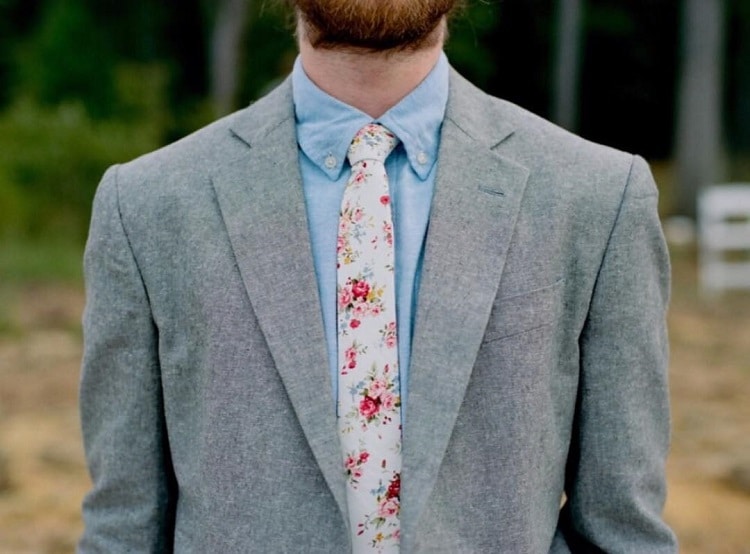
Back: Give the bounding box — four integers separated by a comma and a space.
401, 72, 531, 545
210, 82, 348, 525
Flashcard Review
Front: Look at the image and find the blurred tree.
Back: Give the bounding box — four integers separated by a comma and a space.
16, 0, 117, 117
0, 97, 164, 240
579, 1, 679, 158
210, 0, 251, 115
552, 0, 584, 131
726, 0, 750, 158
675, 0, 727, 218
482, 0, 555, 117
2, 0, 747, 242
444, 1, 499, 90
0, 0, 43, 107
166, 0, 209, 100
237, 1, 297, 102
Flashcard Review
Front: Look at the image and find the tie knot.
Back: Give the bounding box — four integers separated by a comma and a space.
347, 124, 399, 166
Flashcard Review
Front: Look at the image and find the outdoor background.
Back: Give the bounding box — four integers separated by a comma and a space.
0, 0, 749, 552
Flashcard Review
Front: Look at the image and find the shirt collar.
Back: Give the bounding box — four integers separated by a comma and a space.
292, 52, 449, 181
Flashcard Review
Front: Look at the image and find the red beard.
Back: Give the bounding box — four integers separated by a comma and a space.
293, 0, 460, 51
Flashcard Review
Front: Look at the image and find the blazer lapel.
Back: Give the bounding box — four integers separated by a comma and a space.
401, 70, 530, 543
210, 81, 348, 525
207, 70, 530, 543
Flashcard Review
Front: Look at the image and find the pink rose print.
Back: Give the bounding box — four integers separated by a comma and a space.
344, 367, 401, 426
353, 471, 401, 546
351, 279, 370, 300
353, 303, 368, 318
380, 392, 395, 412
343, 449, 371, 487
380, 321, 397, 349
378, 498, 400, 518
338, 276, 387, 330
338, 124, 402, 551
369, 379, 387, 398
340, 341, 366, 375
359, 395, 380, 418
342, 345, 358, 373
338, 286, 353, 309
346, 347, 357, 363
359, 396, 380, 419
386, 473, 400, 500
383, 221, 394, 247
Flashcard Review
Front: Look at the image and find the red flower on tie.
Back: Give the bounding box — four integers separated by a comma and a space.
378, 498, 399, 518
359, 395, 380, 418
387, 473, 400, 500
338, 124, 402, 550
351, 279, 370, 299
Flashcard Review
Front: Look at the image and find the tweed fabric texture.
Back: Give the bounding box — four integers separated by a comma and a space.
78, 68, 676, 553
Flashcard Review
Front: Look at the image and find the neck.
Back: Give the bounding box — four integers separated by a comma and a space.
298, 22, 445, 119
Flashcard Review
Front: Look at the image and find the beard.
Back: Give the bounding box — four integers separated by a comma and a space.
293, 0, 460, 51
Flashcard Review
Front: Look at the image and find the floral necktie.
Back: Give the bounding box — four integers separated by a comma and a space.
337, 123, 402, 552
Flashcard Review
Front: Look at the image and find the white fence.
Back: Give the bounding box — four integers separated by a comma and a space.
699, 184, 750, 293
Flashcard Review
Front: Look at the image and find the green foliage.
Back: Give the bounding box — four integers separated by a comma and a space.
241, 0, 297, 102
16, 0, 117, 117
586, 4, 635, 36
0, 238, 84, 284
446, 2, 499, 89
0, 63, 170, 243
0, 0, 747, 256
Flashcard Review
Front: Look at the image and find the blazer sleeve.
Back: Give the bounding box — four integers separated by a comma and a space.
555, 156, 678, 552
78, 166, 176, 553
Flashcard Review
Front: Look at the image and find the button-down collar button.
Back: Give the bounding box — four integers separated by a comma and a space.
417, 151, 429, 165
324, 155, 337, 169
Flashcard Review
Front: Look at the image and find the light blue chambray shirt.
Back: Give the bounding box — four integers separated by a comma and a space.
292, 53, 449, 416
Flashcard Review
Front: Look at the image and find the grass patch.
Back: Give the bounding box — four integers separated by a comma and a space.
0, 238, 84, 284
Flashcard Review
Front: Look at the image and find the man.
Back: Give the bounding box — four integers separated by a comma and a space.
79, 0, 677, 551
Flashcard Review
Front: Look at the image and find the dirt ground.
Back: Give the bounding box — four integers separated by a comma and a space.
0, 247, 748, 553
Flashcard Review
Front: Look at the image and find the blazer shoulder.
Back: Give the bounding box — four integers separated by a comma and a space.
447, 68, 638, 181
446, 68, 659, 236
108, 76, 294, 206
453, 70, 657, 208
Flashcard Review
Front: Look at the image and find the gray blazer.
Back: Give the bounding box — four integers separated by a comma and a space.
79, 69, 677, 552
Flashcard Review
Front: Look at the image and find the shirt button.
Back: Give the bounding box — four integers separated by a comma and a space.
324, 155, 337, 169
417, 152, 429, 165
